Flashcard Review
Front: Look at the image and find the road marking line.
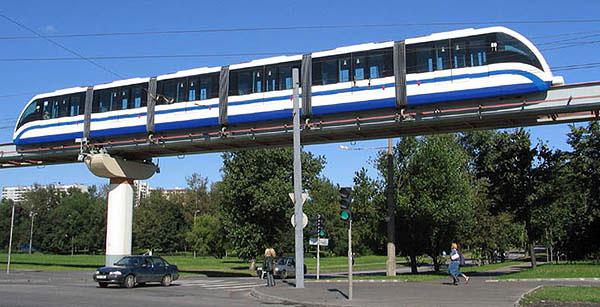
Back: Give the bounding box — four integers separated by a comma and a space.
205, 283, 260, 290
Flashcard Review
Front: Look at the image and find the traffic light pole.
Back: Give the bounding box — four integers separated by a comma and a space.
348, 219, 353, 300
317, 240, 321, 280
386, 138, 396, 276
292, 68, 305, 289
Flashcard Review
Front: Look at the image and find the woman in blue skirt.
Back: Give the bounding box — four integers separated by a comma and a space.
448, 242, 469, 285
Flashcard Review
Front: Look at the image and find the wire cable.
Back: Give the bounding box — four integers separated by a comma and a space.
3, 19, 600, 40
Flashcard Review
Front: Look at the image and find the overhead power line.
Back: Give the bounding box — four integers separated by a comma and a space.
2, 19, 600, 40
0, 13, 123, 79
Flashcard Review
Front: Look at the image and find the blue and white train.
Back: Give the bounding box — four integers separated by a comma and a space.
13, 26, 562, 147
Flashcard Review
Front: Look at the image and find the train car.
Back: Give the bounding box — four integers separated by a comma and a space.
13, 26, 562, 147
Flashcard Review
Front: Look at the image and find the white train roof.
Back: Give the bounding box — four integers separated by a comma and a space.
22, 26, 546, 102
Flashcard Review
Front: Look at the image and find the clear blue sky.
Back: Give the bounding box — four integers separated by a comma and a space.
0, 0, 598, 190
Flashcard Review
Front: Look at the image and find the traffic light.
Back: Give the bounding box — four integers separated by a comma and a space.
339, 187, 353, 222
317, 214, 327, 238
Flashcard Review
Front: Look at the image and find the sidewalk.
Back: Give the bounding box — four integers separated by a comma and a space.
252, 264, 599, 307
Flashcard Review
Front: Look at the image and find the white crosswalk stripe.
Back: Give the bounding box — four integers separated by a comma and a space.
176, 279, 264, 292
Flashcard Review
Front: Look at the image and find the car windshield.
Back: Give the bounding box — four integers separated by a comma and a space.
276, 257, 292, 265
114, 257, 141, 267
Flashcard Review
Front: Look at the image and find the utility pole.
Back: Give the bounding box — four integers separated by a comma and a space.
29, 212, 36, 255
7, 203, 15, 274
193, 209, 200, 258
386, 138, 396, 276
348, 219, 353, 300
292, 68, 305, 288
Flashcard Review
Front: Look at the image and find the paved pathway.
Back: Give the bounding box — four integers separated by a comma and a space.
253, 264, 600, 307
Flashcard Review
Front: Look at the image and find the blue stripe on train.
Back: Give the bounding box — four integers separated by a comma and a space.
14, 71, 550, 145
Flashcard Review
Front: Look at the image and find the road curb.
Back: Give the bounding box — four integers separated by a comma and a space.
514, 285, 542, 307
487, 277, 600, 283
251, 286, 357, 307
306, 279, 406, 283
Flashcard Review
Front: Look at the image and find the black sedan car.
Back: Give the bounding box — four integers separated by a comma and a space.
93, 255, 179, 288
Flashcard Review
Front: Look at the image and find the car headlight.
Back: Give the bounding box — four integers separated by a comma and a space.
109, 271, 122, 276
95, 271, 100, 275
274, 267, 280, 272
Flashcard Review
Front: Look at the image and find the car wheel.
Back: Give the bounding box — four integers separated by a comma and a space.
281, 270, 288, 280
161, 274, 172, 287
123, 275, 136, 288
98, 282, 108, 288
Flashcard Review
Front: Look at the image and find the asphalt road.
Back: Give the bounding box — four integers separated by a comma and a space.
0, 270, 290, 307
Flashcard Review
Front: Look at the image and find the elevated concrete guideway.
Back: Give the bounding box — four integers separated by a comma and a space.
2, 81, 600, 168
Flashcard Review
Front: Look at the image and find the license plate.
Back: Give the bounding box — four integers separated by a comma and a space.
96, 275, 107, 279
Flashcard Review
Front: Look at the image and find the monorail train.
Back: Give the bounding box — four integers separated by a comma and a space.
13, 26, 562, 147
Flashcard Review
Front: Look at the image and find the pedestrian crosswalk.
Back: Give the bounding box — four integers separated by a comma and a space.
177, 278, 265, 292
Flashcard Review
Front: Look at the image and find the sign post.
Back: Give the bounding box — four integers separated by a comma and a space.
291, 68, 305, 289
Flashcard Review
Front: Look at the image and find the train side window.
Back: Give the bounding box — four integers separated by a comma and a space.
353, 56, 367, 81
131, 84, 147, 108
408, 42, 434, 73
253, 69, 264, 93
119, 88, 130, 110
58, 96, 69, 117
110, 90, 120, 111
467, 35, 489, 67
157, 79, 178, 104
188, 77, 198, 101
50, 98, 60, 119
93, 90, 111, 113
312, 57, 339, 85
277, 62, 300, 90
176, 79, 187, 102
451, 39, 468, 69
366, 48, 393, 78
230, 69, 252, 96
17, 100, 42, 128
42, 100, 51, 119
434, 40, 450, 71
69, 93, 84, 116
265, 66, 277, 91
200, 73, 219, 100
339, 57, 351, 82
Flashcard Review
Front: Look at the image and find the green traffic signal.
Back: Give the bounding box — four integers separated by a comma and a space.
340, 210, 351, 221
319, 229, 327, 237
339, 187, 353, 222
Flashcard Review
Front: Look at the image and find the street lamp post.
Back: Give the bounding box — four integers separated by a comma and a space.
29, 211, 37, 255
193, 210, 200, 258
6, 203, 15, 274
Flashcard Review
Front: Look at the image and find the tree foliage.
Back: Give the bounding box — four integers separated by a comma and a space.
218, 147, 325, 260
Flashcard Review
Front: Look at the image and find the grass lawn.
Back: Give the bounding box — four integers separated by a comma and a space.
521, 286, 600, 305
497, 262, 600, 280
348, 260, 524, 282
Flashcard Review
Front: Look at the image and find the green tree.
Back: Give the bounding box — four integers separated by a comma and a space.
559, 122, 600, 259
186, 214, 226, 258
350, 168, 386, 255
383, 135, 476, 272
218, 148, 325, 261
133, 191, 187, 252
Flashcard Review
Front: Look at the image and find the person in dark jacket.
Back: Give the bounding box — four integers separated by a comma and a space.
263, 248, 276, 287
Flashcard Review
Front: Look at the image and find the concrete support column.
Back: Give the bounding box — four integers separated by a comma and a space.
105, 178, 134, 266
83, 153, 157, 267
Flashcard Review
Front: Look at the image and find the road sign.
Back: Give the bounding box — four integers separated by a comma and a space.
309, 238, 329, 246
289, 192, 309, 205
290, 213, 308, 228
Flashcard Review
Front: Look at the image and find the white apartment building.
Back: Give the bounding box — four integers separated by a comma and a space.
1, 183, 89, 203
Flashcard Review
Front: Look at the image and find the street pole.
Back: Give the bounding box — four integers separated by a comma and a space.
7, 203, 15, 274
348, 219, 353, 300
29, 212, 35, 255
386, 138, 396, 276
292, 68, 305, 288
317, 240, 320, 280
193, 210, 199, 258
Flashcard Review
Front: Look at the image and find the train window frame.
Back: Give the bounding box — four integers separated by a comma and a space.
131, 83, 148, 109
489, 32, 543, 70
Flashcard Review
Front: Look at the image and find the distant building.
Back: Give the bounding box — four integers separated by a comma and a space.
151, 187, 187, 199
1, 183, 89, 203
134, 180, 150, 206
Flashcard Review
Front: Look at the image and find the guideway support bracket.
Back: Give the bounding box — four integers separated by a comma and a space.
83, 154, 158, 266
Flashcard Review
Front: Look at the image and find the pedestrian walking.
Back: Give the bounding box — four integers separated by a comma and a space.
448, 242, 469, 285
263, 248, 276, 287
